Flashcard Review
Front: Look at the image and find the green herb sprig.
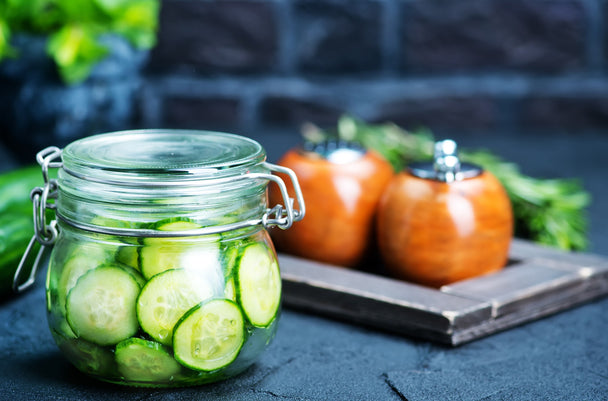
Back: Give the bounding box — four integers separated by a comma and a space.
302, 115, 590, 251
0, 0, 159, 85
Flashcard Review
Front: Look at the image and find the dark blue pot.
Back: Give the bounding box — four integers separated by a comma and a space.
0, 34, 148, 163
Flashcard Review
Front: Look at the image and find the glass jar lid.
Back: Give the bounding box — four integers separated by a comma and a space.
61, 130, 266, 185
55, 130, 279, 234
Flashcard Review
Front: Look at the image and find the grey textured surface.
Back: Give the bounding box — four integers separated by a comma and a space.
0, 132, 607, 400
1, 272, 607, 400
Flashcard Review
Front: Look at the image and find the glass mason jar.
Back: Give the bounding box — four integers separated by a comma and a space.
17, 130, 304, 387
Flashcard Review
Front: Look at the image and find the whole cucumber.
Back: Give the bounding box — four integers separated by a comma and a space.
0, 214, 36, 297
0, 165, 41, 214
0, 165, 48, 298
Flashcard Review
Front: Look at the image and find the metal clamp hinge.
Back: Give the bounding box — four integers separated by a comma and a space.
13, 146, 62, 293
258, 162, 305, 230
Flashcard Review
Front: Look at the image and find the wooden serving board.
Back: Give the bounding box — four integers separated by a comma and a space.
278, 239, 608, 346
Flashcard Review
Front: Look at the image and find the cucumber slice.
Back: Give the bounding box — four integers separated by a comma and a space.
58, 337, 116, 376
59, 259, 144, 317
115, 337, 182, 382
58, 255, 99, 313
137, 269, 216, 346
173, 299, 245, 371
57, 245, 113, 311
139, 241, 222, 280
224, 277, 236, 302
139, 219, 222, 280
91, 216, 140, 230
221, 245, 239, 278
150, 219, 201, 232
116, 246, 139, 270
51, 315, 77, 340
66, 266, 140, 346
119, 263, 146, 288
237, 244, 281, 327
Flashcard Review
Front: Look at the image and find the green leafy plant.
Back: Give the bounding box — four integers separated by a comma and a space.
302, 115, 591, 251
0, 0, 160, 85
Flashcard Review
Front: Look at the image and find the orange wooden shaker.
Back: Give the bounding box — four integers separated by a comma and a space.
269, 140, 393, 268
376, 140, 513, 287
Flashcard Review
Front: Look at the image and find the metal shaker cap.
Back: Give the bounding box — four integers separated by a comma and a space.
408, 140, 482, 182
302, 139, 366, 164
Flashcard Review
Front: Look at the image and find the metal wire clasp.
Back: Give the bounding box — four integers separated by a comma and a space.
13, 146, 62, 293
259, 162, 305, 230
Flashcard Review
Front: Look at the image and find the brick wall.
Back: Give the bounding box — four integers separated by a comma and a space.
140, 0, 608, 140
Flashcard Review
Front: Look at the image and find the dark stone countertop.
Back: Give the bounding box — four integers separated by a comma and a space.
0, 131, 607, 400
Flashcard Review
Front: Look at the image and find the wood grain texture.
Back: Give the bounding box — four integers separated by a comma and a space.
376, 171, 513, 287
269, 149, 393, 268
279, 239, 608, 345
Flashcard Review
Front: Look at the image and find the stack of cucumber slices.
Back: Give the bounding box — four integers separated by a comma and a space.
50, 219, 282, 386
